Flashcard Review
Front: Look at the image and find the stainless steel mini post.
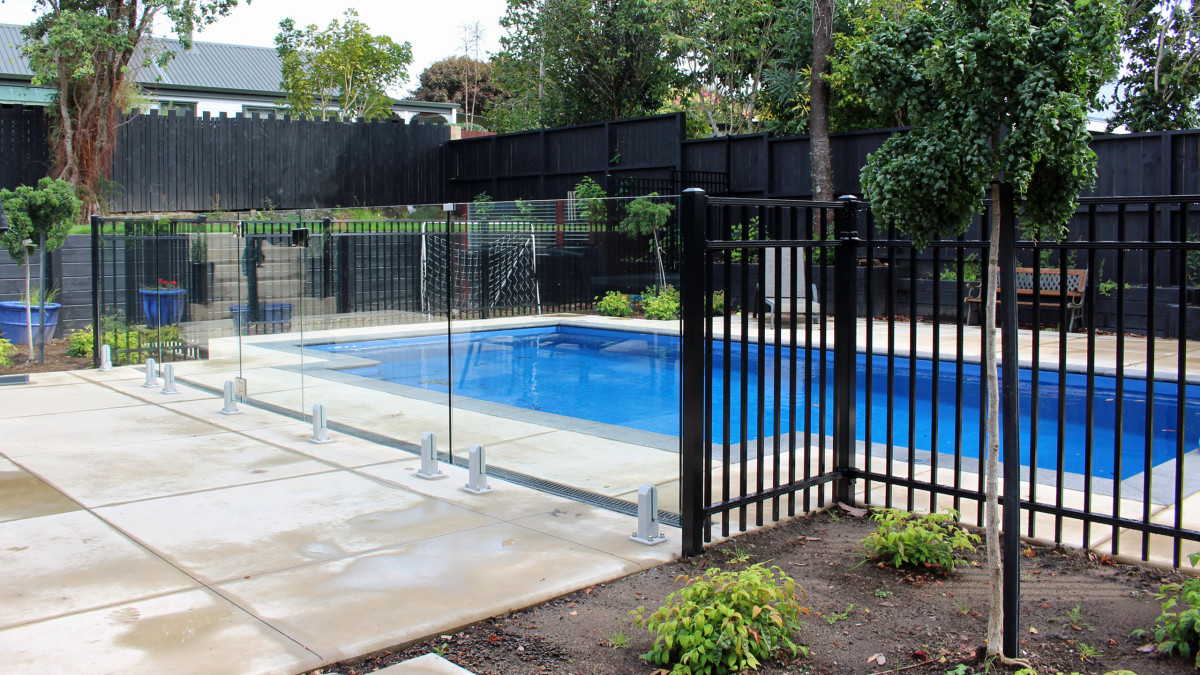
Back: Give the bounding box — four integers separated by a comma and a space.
160, 363, 179, 394
631, 484, 666, 545
99, 344, 113, 371
220, 379, 242, 415
309, 403, 332, 443
415, 431, 446, 480
142, 358, 158, 388
461, 444, 492, 494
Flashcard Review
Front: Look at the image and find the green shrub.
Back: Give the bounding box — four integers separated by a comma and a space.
596, 291, 632, 317
709, 290, 725, 316
66, 325, 93, 358
0, 338, 14, 367
860, 508, 980, 574
643, 285, 680, 320
1134, 552, 1200, 667
634, 563, 808, 675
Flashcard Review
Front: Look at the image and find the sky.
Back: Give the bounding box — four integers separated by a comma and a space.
0, 0, 510, 94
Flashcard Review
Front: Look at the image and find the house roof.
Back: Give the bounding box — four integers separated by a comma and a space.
0, 24, 456, 111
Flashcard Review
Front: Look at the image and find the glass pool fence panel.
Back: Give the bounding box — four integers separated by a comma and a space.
680, 192, 1200, 568
446, 196, 685, 517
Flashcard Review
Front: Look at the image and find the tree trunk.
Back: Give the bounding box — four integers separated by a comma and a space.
810, 0, 835, 204
23, 252, 32, 361
984, 181, 1003, 656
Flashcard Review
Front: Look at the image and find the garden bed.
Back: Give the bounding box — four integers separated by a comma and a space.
308, 508, 1197, 675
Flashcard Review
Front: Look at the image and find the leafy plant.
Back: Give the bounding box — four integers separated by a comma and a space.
1053, 602, 1094, 631
65, 325, 94, 358
721, 546, 751, 566
596, 291, 632, 318
607, 627, 631, 649
860, 508, 980, 574
642, 285, 680, 321
24, 285, 59, 305
873, 588, 893, 599
939, 253, 982, 282
0, 337, 14, 367
634, 563, 809, 675
954, 597, 973, 616
574, 177, 607, 228
1133, 551, 1200, 667
75, 319, 187, 365
709, 290, 726, 317
823, 604, 853, 625
729, 217, 760, 264
1076, 641, 1098, 660
618, 194, 676, 290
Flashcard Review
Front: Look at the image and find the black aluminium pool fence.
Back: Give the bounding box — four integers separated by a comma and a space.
677, 189, 1200, 659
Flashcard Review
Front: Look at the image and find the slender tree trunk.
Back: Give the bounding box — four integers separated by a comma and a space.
984, 180, 1003, 656
810, 0, 835, 204
24, 254, 33, 360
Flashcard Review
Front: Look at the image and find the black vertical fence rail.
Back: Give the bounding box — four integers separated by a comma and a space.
679, 192, 1200, 579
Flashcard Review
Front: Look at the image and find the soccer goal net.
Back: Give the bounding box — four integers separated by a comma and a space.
420, 230, 542, 314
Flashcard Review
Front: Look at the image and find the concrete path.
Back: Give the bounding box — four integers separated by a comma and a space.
0, 368, 676, 674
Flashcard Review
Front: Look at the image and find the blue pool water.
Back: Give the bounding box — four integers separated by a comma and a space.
309, 326, 1199, 480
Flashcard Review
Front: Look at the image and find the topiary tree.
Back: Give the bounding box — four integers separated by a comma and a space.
619, 194, 676, 291
846, 0, 1120, 661
0, 178, 82, 358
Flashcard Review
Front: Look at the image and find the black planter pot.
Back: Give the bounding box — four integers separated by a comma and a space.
189, 262, 214, 304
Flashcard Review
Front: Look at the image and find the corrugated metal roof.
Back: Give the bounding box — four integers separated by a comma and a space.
0, 23, 283, 94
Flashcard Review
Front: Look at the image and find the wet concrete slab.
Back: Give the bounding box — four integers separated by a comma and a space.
0, 458, 80, 523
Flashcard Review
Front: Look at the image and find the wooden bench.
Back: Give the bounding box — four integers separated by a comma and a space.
965, 267, 1088, 331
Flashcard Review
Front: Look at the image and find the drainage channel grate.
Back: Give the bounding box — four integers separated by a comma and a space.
178, 377, 681, 529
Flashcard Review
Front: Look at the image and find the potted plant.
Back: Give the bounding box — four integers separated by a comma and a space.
0, 285, 60, 347
0, 178, 81, 359
139, 278, 187, 328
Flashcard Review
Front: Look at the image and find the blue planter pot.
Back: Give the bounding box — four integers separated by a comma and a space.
140, 289, 187, 328
0, 301, 62, 346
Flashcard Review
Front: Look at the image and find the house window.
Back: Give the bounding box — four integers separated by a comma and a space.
156, 101, 196, 115
243, 106, 279, 119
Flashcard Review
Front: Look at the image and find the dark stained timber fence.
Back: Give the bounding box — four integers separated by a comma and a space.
679, 191, 1200, 658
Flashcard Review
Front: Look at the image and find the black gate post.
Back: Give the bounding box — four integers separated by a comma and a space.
997, 182, 1022, 658
90, 214, 101, 368
833, 197, 861, 505
680, 188, 708, 557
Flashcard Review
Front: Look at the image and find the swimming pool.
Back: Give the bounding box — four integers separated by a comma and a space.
309, 325, 1199, 480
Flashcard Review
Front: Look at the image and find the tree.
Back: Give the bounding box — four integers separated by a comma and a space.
276, 9, 413, 122
811, 0, 836, 203
618, 194, 675, 290
670, 0, 783, 137
490, 0, 679, 132
847, 0, 1119, 660
0, 178, 81, 359
1109, 0, 1199, 131
411, 56, 505, 128
21, 0, 240, 216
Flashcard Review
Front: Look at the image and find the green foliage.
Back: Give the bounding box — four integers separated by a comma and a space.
709, 290, 726, 316
642, 285, 681, 320
939, 253, 981, 282
634, 563, 809, 675
1054, 602, 1094, 631
0, 178, 82, 264
276, 9, 413, 122
24, 285, 60, 305
728, 217, 760, 264
490, 0, 681, 132
861, 508, 980, 574
22, 0, 240, 214
1134, 552, 1200, 667
620, 194, 676, 289
190, 235, 208, 264
823, 604, 853, 625
65, 325, 93, 358
607, 627, 632, 649
1108, 0, 1199, 131
670, 0, 783, 137
574, 178, 608, 227
846, 0, 1121, 246
596, 291, 633, 317
0, 338, 15, 367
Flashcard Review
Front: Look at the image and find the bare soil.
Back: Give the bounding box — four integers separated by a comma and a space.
0, 338, 91, 375
308, 509, 1196, 675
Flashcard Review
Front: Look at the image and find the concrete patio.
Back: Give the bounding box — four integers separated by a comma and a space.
0, 367, 676, 674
